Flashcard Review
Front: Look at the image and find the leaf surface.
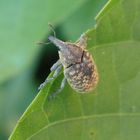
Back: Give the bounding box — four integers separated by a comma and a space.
9, 0, 140, 139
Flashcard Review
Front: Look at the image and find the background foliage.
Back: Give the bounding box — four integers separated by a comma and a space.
1, 0, 140, 140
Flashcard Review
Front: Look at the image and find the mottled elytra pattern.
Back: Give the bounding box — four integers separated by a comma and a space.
64, 50, 98, 93
39, 34, 99, 97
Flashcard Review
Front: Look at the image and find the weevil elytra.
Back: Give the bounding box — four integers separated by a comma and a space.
39, 34, 99, 98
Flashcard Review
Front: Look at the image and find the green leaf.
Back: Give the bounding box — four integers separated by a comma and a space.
9, 0, 140, 139
0, 69, 37, 139
0, 0, 86, 83
60, 0, 108, 41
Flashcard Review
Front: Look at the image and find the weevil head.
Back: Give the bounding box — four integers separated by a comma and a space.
48, 36, 83, 68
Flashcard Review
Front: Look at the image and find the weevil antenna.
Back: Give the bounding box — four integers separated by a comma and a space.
37, 23, 56, 46
48, 23, 56, 37
37, 42, 51, 45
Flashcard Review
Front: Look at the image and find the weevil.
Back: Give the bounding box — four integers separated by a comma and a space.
39, 34, 99, 98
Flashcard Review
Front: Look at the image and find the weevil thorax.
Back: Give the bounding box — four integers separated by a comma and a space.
58, 43, 83, 68
48, 36, 83, 68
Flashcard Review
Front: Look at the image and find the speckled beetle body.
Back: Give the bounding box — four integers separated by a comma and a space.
39, 34, 99, 97
63, 50, 98, 93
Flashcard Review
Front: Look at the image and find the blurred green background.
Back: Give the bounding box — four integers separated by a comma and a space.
0, 0, 108, 139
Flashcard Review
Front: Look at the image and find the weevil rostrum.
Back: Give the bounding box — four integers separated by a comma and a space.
39, 34, 99, 98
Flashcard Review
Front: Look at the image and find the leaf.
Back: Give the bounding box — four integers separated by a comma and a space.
0, 69, 37, 138
0, 0, 86, 83
60, 0, 108, 41
9, 0, 140, 139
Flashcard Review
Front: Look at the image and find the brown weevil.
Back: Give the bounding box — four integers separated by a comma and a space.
39, 34, 99, 98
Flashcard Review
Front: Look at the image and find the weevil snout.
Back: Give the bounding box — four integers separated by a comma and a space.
48, 36, 66, 50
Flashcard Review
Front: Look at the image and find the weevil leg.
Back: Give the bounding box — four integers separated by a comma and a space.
76, 33, 87, 49
38, 63, 62, 90
49, 77, 67, 100
76, 34, 87, 49
50, 59, 61, 71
